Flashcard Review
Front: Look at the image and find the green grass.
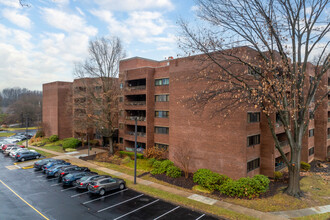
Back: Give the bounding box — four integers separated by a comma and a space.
2, 127, 39, 131
42, 144, 64, 152
222, 173, 330, 212
88, 167, 256, 220
29, 148, 56, 158
90, 161, 147, 176
292, 213, 330, 220
124, 158, 153, 171
0, 132, 15, 137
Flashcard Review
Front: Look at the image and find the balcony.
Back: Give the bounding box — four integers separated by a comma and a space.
126, 85, 146, 90
125, 101, 146, 106
126, 131, 146, 137
126, 116, 146, 121
279, 140, 289, 147
275, 162, 286, 171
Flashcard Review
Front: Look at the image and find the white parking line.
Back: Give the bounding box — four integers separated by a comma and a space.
61, 186, 77, 191
51, 183, 61, 187
154, 206, 180, 220
195, 214, 205, 220
71, 191, 90, 198
83, 189, 128, 204
97, 194, 144, 213
114, 199, 160, 220
37, 175, 44, 178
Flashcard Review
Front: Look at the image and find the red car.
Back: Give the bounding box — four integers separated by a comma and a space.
1, 144, 24, 152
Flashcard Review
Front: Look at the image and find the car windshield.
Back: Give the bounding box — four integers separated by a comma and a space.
45, 162, 52, 166
65, 174, 73, 179
80, 176, 91, 181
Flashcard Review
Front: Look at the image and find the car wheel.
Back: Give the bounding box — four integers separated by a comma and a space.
54, 172, 58, 177
21, 158, 25, 162
99, 189, 105, 196
36, 156, 39, 159
119, 183, 125, 190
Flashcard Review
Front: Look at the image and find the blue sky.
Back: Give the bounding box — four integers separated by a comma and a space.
0, 0, 197, 91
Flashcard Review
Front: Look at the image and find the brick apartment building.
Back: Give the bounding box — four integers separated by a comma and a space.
43, 47, 329, 179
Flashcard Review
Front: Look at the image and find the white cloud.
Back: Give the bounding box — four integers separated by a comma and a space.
190, 5, 199, 12
76, 7, 85, 16
0, 0, 21, 8
2, 9, 32, 29
41, 8, 97, 36
93, 0, 174, 11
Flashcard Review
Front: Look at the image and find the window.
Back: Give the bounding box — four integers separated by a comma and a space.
119, 97, 124, 102
155, 111, 169, 118
120, 83, 123, 89
155, 126, 169, 134
119, 110, 124, 117
309, 129, 314, 137
309, 147, 314, 156
247, 158, 260, 172
309, 110, 314, 120
155, 78, 169, 86
119, 123, 124, 129
247, 112, 260, 123
247, 134, 260, 146
119, 138, 123, 144
155, 94, 169, 102
155, 143, 168, 150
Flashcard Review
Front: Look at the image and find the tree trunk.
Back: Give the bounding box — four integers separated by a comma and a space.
285, 149, 303, 197
109, 137, 113, 155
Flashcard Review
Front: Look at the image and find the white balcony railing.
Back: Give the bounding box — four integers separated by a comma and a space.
126, 101, 146, 106
126, 116, 146, 121
126, 131, 146, 137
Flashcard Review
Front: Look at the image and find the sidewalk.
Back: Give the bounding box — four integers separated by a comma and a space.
25, 144, 325, 220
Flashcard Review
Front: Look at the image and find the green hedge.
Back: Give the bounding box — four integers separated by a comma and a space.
166, 165, 182, 178
300, 162, 311, 171
274, 171, 283, 180
151, 160, 173, 175
219, 175, 270, 199
193, 169, 229, 191
35, 130, 45, 138
62, 138, 81, 149
49, 135, 59, 142
119, 151, 144, 159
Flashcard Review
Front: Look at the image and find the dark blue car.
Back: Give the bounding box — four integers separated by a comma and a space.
16, 151, 41, 162
42, 160, 70, 173
62, 172, 95, 186
34, 158, 57, 170
46, 164, 72, 177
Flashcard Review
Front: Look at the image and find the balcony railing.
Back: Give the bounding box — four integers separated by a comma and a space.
125, 147, 144, 153
126, 116, 146, 121
126, 131, 146, 137
279, 140, 288, 147
126, 85, 146, 90
126, 101, 146, 106
275, 162, 286, 171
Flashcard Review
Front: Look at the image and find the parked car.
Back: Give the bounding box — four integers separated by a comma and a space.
4, 146, 20, 156
88, 177, 126, 195
46, 164, 73, 177
58, 166, 90, 182
34, 158, 57, 170
10, 148, 30, 158
76, 175, 109, 189
62, 172, 96, 186
1, 144, 24, 152
42, 160, 70, 173
15, 150, 41, 162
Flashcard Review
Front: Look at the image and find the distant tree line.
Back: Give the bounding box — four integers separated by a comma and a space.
0, 87, 42, 126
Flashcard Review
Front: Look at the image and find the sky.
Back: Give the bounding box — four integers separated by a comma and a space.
0, 0, 197, 91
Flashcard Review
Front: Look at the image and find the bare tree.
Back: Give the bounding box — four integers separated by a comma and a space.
179, 0, 329, 197
173, 144, 192, 179
74, 37, 126, 155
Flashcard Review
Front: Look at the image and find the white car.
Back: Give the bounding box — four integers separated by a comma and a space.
4, 146, 19, 156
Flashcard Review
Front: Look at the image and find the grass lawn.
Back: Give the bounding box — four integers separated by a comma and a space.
30, 138, 65, 153
88, 168, 255, 220
293, 213, 330, 220
222, 173, 330, 212
30, 148, 56, 158
42, 144, 64, 152
90, 161, 148, 176
0, 132, 15, 137
3, 127, 39, 131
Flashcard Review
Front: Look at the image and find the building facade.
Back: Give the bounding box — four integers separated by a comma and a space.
43, 49, 329, 179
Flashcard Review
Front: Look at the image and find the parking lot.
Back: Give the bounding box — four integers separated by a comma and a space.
0, 154, 221, 220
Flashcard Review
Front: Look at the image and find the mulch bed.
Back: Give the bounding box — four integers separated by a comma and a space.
152, 173, 197, 190
310, 160, 330, 174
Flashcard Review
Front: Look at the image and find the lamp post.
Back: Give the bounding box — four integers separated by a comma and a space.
25, 115, 28, 148
134, 117, 137, 184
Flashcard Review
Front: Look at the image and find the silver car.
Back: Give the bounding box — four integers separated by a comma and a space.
88, 177, 126, 196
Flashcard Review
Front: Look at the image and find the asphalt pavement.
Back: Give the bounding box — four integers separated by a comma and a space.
0, 153, 221, 220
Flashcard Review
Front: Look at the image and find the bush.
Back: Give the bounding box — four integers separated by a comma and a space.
119, 151, 144, 159
301, 162, 311, 171
144, 146, 168, 160
193, 169, 230, 191
49, 135, 59, 142
219, 175, 270, 199
121, 156, 131, 164
166, 165, 182, 178
62, 138, 81, 149
151, 160, 173, 175
147, 158, 157, 167
35, 130, 45, 138
65, 148, 77, 152
89, 140, 99, 146
152, 161, 162, 169
274, 171, 283, 180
